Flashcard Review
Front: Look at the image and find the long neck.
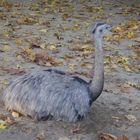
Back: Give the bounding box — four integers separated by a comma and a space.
89, 36, 104, 101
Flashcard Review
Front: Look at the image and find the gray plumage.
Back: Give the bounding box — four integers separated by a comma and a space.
2, 23, 112, 122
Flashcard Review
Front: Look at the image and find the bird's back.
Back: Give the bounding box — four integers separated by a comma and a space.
3, 69, 92, 122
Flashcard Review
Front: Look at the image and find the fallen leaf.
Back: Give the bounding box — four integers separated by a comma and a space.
17, 16, 36, 25
34, 53, 63, 67
0, 80, 8, 85
15, 38, 22, 45
5, 117, 15, 126
98, 133, 117, 140
39, 29, 48, 33
81, 62, 93, 69
125, 114, 137, 122
12, 112, 20, 118
44, 7, 49, 13
127, 81, 140, 90
47, 44, 57, 51
117, 135, 129, 140
119, 83, 131, 93
0, 66, 25, 75
112, 26, 123, 33
62, 13, 70, 20
109, 13, 113, 16
54, 33, 63, 40
0, 120, 6, 130
18, 47, 36, 61
40, 43, 47, 49
0, 45, 10, 52
68, 64, 77, 72
127, 31, 135, 39
58, 137, 70, 140
2, 2, 13, 11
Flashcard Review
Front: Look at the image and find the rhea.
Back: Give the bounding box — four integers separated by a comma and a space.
2, 23, 111, 122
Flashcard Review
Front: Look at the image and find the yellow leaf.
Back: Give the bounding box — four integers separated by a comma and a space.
0, 45, 10, 52
132, 25, 139, 30
0, 120, 6, 130
39, 29, 48, 33
58, 137, 70, 140
17, 16, 35, 25
20, 48, 35, 61
0, 124, 6, 129
125, 114, 137, 122
16, 55, 22, 60
68, 64, 76, 72
112, 26, 123, 33
124, 65, 132, 72
104, 56, 111, 64
62, 13, 69, 20
109, 12, 113, 16
127, 82, 140, 90
117, 56, 129, 64
44, 7, 49, 13
48, 44, 57, 51
127, 31, 135, 39
0, 80, 8, 85
15, 38, 22, 45
12, 111, 20, 118
104, 36, 112, 41
81, 63, 93, 69
40, 43, 47, 49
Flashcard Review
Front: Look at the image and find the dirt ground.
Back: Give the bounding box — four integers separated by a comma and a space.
0, 0, 140, 140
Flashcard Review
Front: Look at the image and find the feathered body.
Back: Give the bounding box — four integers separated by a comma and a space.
2, 23, 111, 122
3, 70, 92, 122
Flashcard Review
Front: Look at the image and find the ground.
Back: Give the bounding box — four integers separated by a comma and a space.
0, 0, 140, 140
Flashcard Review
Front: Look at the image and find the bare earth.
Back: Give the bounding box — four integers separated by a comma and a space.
0, 0, 140, 140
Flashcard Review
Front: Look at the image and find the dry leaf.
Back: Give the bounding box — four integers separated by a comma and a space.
39, 29, 48, 33
12, 112, 20, 118
58, 137, 70, 140
5, 117, 15, 126
119, 83, 131, 93
68, 64, 77, 72
17, 16, 36, 25
2, 2, 13, 11
18, 48, 36, 61
0, 80, 8, 85
0, 120, 7, 130
0, 45, 10, 52
15, 38, 22, 45
0, 66, 25, 75
125, 114, 137, 122
99, 133, 117, 140
34, 53, 63, 66
40, 43, 47, 49
62, 13, 70, 20
54, 33, 63, 40
127, 82, 140, 90
117, 135, 129, 140
127, 31, 135, 39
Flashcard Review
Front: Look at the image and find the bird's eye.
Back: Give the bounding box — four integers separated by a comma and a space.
99, 29, 102, 32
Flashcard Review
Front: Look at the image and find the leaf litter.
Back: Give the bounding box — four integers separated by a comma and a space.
0, 0, 140, 139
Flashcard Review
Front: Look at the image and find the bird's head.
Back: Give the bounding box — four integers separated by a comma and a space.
91, 22, 112, 38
